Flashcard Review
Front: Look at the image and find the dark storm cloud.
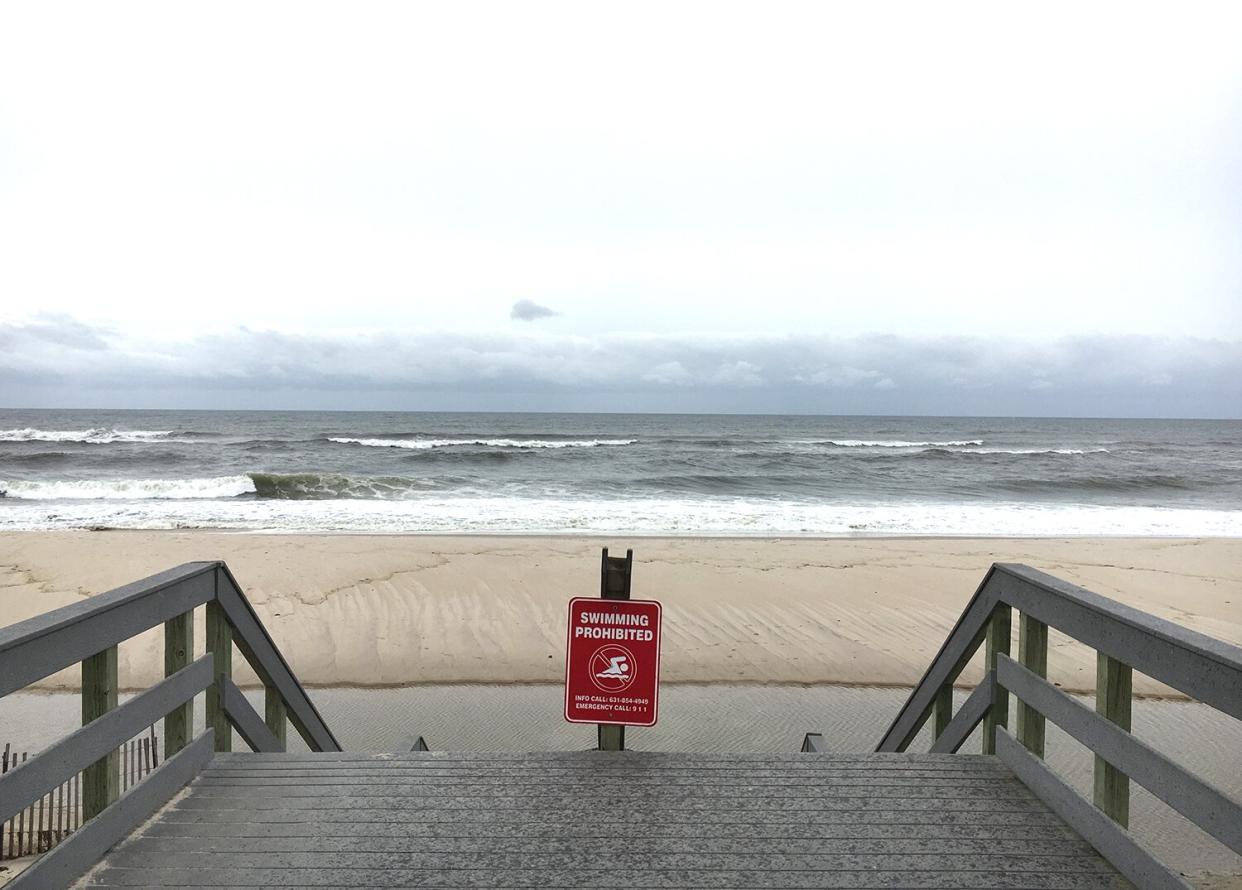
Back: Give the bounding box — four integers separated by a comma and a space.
510, 300, 559, 321
0, 318, 1238, 417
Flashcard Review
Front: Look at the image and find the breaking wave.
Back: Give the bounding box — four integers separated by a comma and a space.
0, 428, 181, 444
0, 476, 254, 500
925, 447, 1111, 456
819, 439, 984, 448
328, 437, 637, 450
248, 472, 438, 500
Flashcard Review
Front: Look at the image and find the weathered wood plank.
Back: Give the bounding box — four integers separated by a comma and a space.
928, 675, 992, 754
81, 644, 119, 821
88, 750, 1125, 888
981, 604, 1011, 755
206, 750, 1005, 762
163, 609, 194, 757
193, 774, 1023, 789
0, 563, 216, 698
205, 600, 232, 754
264, 686, 287, 750
8, 731, 214, 890
0, 656, 210, 823
998, 653, 1242, 855
139, 816, 1083, 840
220, 677, 283, 753
196, 766, 1012, 781
183, 786, 1037, 805
84, 866, 1130, 889
932, 682, 953, 740
876, 566, 1000, 752
991, 563, 1242, 722
1093, 651, 1132, 827
1015, 612, 1048, 756
156, 807, 1074, 826
170, 785, 1046, 808
213, 566, 340, 752
104, 848, 1122, 873
117, 833, 1097, 856
996, 728, 1189, 889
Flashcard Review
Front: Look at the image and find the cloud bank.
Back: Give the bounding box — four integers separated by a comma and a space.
1, 316, 1238, 417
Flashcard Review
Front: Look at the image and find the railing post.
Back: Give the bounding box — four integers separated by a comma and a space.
1016, 613, 1048, 757
81, 646, 119, 820
265, 687, 287, 750
1093, 651, 1132, 826
933, 683, 953, 741
981, 604, 1011, 755
163, 610, 194, 756
206, 599, 233, 753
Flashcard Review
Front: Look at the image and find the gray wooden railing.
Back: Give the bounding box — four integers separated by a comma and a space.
0, 561, 338, 888
875, 562, 1242, 889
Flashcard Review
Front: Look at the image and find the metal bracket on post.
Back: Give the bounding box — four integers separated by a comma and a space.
597, 547, 633, 752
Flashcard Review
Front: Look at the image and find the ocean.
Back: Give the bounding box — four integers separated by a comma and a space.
0, 410, 1239, 535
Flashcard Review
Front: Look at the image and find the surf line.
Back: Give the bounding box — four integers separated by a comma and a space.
573, 611, 654, 641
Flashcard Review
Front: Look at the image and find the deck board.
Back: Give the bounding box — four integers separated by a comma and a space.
80, 752, 1130, 889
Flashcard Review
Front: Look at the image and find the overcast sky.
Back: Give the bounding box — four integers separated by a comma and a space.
1, 2, 1239, 416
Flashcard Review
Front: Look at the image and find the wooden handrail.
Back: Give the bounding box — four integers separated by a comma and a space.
877, 563, 1242, 752
998, 654, 1242, 855
0, 562, 217, 698
879, 562, 1242, 885
0, 657, 212, 824
0, 560, 340, 889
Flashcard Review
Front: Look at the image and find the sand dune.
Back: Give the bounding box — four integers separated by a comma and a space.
0, 532, 1238, 695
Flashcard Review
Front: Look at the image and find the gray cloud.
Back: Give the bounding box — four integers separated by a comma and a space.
0, 313, 112, 352
0, 318, 1239, 417
510, 300, 558, 322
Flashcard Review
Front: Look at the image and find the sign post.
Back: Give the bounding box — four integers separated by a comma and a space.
564, 548, 662, 751
598, 548, 631, 752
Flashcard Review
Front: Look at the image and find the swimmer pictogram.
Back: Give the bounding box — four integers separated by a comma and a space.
589, 644, 636, 692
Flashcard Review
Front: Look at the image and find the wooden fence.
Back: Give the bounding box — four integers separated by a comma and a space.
1, 728, 159, 860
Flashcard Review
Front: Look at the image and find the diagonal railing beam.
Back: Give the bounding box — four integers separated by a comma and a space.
928, 674, 993, 754
220, 677, 284, 754
876, 566, 998, 752
213, 564, 340, 752
878, 562, 1242, 753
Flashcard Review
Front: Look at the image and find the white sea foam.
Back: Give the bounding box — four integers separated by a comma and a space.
0, 495, 1238, 537
955, 447, 1111, 455
0, 428, 178, 444
807, 440, 1108, 455
328, 437, 637, 449
0, 476, 255, 500
821, 439, 984, 448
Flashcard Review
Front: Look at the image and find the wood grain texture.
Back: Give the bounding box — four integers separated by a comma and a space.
163, 610, 194, 756
1093, 652, 1132, 827
81, 645, 119, 821
86, 751, 1129, 889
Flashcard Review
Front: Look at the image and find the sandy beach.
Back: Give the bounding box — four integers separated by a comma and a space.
1, 531, 1238, 695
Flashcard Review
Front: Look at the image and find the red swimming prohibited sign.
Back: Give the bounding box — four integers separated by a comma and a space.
564, 597, 662, 726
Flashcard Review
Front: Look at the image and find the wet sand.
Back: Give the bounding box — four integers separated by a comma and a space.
0, 531, 1238, 694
